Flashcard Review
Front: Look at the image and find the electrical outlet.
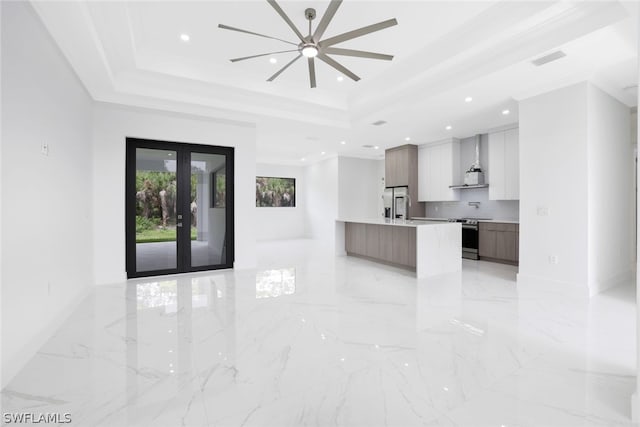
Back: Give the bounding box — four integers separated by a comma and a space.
548, 255, 558, 265
41, 142, 49, 156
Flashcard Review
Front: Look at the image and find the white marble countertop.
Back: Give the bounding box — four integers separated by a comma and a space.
337, 218, 459, 228
411, 217, 519, 224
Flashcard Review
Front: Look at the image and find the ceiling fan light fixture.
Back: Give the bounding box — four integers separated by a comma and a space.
301, 45, 319, 58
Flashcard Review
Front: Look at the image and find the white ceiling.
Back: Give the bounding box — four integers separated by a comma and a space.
31, 0, 638, 164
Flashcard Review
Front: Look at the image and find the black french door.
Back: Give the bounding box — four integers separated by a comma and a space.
126, 138, 234, 278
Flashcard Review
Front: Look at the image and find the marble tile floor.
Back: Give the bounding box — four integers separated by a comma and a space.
1, 239, 637, 426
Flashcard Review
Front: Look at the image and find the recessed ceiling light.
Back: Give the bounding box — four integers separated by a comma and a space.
321, 151, 326, 155
374, 146, 380, 150
301, 158, 306, 161
405, 137, 411, 141
464, 96, 473, 103
337, 75, 344, 82
167, 153, 173, 156
340, 141, 346, 145
180, 33, 190, 42
502, 109, 510, 115
445, 125, 452, 130
269, 57, 277, 64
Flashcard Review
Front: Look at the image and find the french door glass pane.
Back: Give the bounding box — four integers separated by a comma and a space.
190, 152, 227, 267
135, 148, 178, 272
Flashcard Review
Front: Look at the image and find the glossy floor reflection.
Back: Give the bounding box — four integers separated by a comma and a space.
1, 240, 637, 426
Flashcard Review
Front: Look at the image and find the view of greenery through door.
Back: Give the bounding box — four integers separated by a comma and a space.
135, 170, 198, 243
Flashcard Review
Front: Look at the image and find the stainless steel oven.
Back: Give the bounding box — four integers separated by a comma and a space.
461, 223, 479, 260
448, 218, 487, 260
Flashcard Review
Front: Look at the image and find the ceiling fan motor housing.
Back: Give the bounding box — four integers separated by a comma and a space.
305, 8, 317, 20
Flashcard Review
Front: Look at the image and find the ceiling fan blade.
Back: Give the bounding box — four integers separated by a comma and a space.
317, 53, 360, 81
266, 0, 305, 43
308, 57, 317, 88
218, 24, 298, 46
230, 49, 299, 63
324, 47, 393, 61
267, 54, 302, 82
312, 0, 342, 42
320, 18, 398, 47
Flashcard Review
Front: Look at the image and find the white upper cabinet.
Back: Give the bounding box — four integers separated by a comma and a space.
488, 128, 519, 200
418, 139, 461, 202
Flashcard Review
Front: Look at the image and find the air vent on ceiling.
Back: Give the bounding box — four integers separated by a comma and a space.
371, 120, 387, 126
362, 144, 375, 148
531, 50, 566, 67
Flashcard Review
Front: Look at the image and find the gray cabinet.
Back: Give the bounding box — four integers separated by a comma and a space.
365, 224, 381, 259
479, 222, 519, 265
345, 222, 366, 255
392, 226, 411, 266
379, 225, 393, 262
345, 222, 416, 269
385, 146, 410, 187
384, 144, 422, 218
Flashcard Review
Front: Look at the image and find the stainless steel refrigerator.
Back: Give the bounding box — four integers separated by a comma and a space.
382, 186, 410, 220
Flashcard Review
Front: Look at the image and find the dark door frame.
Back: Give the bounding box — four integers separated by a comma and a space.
125, 137, 235, 279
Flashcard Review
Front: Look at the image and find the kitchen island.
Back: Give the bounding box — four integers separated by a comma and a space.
336, 219, 461, 278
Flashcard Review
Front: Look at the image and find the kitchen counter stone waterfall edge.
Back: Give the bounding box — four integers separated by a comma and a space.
335, 219, 462, 278
414, 217, 520, 224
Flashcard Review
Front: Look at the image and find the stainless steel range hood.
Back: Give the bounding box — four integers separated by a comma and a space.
449, 135, 488, 189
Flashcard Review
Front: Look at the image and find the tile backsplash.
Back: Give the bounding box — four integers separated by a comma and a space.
424, 187, 519, 220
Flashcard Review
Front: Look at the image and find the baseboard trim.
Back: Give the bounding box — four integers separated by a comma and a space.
94, 271, 127, 286
589, 269, 634, 296
516, 273, 589, 299
632, 392, 640, 422
1, 286, 91, 389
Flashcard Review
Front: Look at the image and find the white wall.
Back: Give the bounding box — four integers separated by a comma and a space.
92, 103, 257, 284
519, 81, 634, 296
1, 1, 94, 386
519, 82, 589, 290
338, 157, 384, 219
305, 157, 339, 248
587, 84, 634, 295
0, 0, 5, 389
255, 163, 307, 241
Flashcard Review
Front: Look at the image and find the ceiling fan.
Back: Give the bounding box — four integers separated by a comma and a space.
218, 0, 397, 88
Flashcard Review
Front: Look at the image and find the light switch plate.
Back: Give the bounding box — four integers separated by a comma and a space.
537, 207, 549, 216
41, 142, 49, 156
